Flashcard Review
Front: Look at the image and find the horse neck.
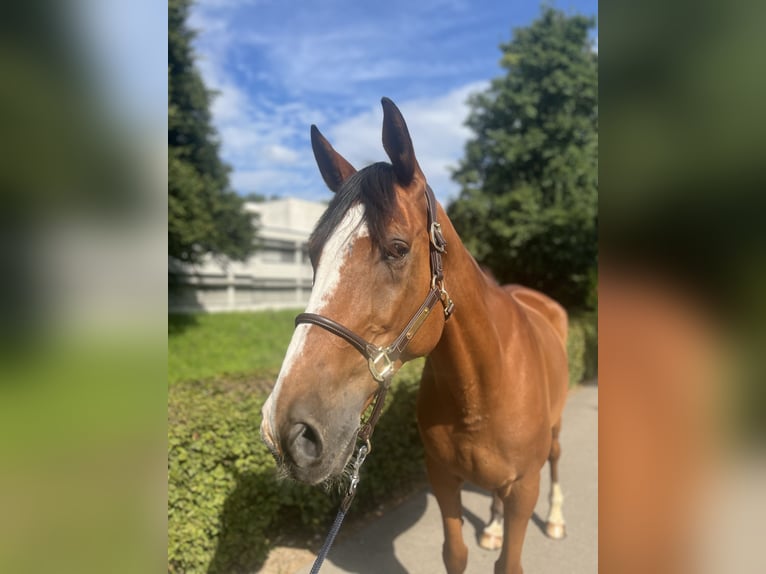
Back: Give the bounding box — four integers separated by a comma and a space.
428, 207, 520, 401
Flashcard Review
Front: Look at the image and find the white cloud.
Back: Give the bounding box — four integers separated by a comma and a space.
243, 23, 481, 99
190, 2, 326, 195
218, 124, 259, 157
264, 144, 300, 165
228, 76, 485, 199
195, 0, 262, 8
232, 169, 328, 201
187, 1, 493, 202
209, 81, 250, 123
215, 79, 486, 202
328, 81, 487, 203
257, 28, 407, 95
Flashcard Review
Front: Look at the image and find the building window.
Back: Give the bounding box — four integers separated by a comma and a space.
260, 239, 296, 264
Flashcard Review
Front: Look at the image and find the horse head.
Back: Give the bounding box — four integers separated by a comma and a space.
260, 98, 448, 485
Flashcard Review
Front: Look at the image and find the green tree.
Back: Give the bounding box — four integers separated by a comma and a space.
448, 7, 598, 310
168, 0, 256, 264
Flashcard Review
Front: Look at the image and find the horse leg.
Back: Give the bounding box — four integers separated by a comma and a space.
545, 418, 567, 539
495, 471, 540, 574
426, 455, 468, 574
479, 493, 504, 550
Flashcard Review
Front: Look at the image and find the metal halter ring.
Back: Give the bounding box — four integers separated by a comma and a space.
367, 347, 395, 383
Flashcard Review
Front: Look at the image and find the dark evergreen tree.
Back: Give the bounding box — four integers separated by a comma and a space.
448, 7, 598, 309
168, 0, 256, 264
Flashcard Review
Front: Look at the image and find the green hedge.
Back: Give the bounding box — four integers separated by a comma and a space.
168, 362, 425, 574
567, 312, 598, 386
567, 319, 586, 387
581, 311, 598, 380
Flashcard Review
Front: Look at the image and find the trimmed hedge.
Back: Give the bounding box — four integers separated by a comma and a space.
581, 311, 598, 380
568, 312, 597, 386
168, 363, 425, 574
567, 318, 586, 387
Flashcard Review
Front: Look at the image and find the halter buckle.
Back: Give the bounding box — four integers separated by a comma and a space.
368, 348, 394, 383
430, 222, 446, 253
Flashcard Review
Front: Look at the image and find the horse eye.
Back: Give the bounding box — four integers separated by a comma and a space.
385, 240, 410, 261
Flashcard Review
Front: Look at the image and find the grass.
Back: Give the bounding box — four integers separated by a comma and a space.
168, 310, 300, 384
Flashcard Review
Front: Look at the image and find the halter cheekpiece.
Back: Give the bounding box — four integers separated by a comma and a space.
295, 184, 453, 390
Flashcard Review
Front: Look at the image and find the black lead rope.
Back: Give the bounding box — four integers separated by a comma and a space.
309, 385, 387, 574
309, 505, 347, 574
309, 441, 369, 574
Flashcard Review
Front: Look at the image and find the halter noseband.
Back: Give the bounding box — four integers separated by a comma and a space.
295, 185, 454, 393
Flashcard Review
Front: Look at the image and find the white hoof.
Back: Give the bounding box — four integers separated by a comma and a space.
480, 518, 503, 550
479, 531, 503, 550
545, 521, 566, 539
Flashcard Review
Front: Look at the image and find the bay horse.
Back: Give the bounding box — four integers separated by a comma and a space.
260, 98, 569, 574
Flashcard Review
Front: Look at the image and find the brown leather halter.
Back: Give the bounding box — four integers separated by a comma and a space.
295, 185, 454, 443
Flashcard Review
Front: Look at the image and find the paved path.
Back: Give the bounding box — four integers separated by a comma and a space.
288, 383, 597, 574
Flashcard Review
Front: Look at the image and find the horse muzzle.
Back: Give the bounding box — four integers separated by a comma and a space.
261, 403, 357, 485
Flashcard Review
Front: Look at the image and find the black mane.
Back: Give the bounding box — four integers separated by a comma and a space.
308, 162, 397, 264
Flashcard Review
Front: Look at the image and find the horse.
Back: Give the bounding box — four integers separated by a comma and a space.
260, 97, 569, 574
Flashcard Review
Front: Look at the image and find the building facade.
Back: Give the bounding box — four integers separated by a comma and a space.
169, 197, 327, 312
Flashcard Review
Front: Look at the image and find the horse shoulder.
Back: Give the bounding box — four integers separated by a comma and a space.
501, 284, 569, 423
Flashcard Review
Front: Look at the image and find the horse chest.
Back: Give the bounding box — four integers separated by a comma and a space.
418, 377, 550, 487
419, 423, 526, 488
419, 408, 527, 482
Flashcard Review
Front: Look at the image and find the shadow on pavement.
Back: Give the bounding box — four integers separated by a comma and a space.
322, 488, 429, 574
462, 482, 550, 540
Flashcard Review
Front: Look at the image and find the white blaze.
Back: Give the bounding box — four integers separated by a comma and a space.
262, 204, 368, 428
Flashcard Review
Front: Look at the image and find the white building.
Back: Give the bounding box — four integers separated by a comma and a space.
169, 197, 327, 312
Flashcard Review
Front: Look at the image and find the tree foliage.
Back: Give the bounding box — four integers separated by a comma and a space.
168, 0, 256, 264
448, 7, 598, 310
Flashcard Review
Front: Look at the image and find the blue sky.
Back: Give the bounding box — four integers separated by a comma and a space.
189, 0, 597, 205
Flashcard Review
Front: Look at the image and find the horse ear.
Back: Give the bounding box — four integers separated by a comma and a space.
381, 97, 420, 186
311, 125, 356, 193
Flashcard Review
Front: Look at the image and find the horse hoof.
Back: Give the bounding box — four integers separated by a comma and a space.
545, 521, 566, 540
479, 532, 503, 550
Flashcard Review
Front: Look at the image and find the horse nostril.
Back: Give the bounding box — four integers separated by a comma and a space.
287, 422, 324, 466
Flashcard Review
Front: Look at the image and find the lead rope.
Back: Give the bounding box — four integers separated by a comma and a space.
308, 443, 366, 574
308, 383, 389, 574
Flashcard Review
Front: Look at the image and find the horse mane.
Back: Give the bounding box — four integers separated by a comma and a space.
308, 162, 397, 263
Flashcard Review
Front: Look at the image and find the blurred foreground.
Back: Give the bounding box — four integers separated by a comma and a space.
0, 1, 166, 572
600, 269, 765, 573
600, 0, 766, 571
